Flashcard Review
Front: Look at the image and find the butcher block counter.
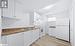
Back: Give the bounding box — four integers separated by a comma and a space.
2, 27, 39, 36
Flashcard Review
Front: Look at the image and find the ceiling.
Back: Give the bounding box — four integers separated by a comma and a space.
35, 0, 71, 15
16, 0, 71, 17
16, 0, 60, 11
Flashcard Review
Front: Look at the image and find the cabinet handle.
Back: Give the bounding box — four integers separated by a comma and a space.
49, 26, 56, 28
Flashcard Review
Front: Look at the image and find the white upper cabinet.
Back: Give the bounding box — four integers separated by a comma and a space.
2, 0, 29, 19
15, 0, 25, 19
2, 0, 15, 18
2, 0, 34, 29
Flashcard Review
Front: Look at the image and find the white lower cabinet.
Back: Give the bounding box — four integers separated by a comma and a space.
48, 28, 56, 37
2, 29, 40, 46
1, 36, 7, 46
24, 29, 40, 46
55, 26, 69, 41
24, 31, 33, 46
6, 32, 24, 46
48, 26, 69, 41
31, 29, 40, 43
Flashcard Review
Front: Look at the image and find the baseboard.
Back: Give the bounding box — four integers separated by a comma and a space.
49, 35, 70, 43
56, 38, 70, 43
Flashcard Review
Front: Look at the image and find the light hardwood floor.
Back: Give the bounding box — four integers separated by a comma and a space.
31, 35, 71, 46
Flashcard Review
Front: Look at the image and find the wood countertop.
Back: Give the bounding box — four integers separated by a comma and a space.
2, 27, 39, 36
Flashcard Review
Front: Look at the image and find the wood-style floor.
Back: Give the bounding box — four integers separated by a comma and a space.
31, 35, 71, 46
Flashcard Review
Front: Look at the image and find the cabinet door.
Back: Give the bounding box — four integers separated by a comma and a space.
56, 26, 69, 41
24, 31, 32, 46
7, 32, 24, 46
35, 29, 40, 39
15, 0, 26, 19
32, 29, 40, 42
24, 29, 40, 46
1, 36, 7, 45
48, 28, 56, 37
3, 0, 15, 18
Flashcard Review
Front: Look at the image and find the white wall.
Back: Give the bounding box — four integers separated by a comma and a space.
70, 0, 75, 46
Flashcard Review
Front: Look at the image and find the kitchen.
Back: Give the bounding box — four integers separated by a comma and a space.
0, 0, 75, 46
